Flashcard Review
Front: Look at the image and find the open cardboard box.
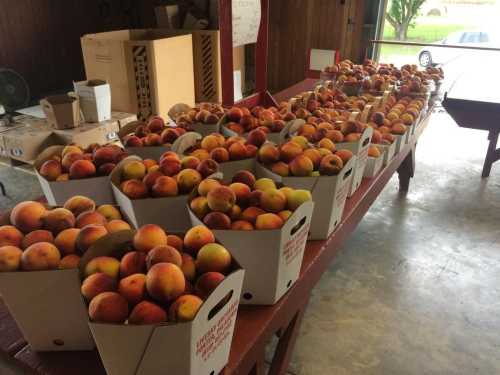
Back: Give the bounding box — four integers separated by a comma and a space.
118, 120, 172, 160
40, 93, 81, 130
256, 157, 355, 241
172, 131, 256, 183
34, 146, 116, 206
393, 133, 407, 154
363, 145, 385, 178
110, 156, 193, 232
336, 126, 373, 198
169, 103, 221, 137
73, 79, 112, 123
189, 199, 314, 305
378, 140, 396, 167
81, 230, 244, 375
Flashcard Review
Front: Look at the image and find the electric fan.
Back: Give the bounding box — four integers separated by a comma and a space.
0, 68, 30, 126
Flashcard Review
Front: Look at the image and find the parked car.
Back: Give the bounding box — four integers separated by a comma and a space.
418, 30, 494, 67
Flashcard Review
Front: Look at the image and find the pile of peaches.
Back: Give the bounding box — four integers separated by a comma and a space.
258, 139, 353, 177
183, 131, 267, 164
117, 152, 220, 200
82, 224, 235, 324
174, 102, 225, 128
190, 171, 311, 231
222, 105, 296, 135
122, 117, 186, 148
38, 144, 128, 181
0, 196, 131, 272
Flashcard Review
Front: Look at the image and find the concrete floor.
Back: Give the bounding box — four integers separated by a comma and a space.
1, 109, 500, 374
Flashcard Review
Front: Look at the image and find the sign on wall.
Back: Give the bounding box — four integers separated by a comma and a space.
232, 0, 261, 47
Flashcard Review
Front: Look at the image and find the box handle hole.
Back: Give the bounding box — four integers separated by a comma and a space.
208, 290, 233, 321
287, 280, 292, 288
362, 137, 370, 147
343, 168, 353, 180
290, 216, 307, 236
243, 292, 253, 300
53, 339, 64, 346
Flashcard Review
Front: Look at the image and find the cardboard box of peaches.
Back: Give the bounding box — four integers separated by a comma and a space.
0, 196, 245, 375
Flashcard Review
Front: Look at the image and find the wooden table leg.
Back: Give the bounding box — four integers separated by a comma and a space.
268, 299, 309, 375
481, 130, 500, 178
397, 144, 416, 193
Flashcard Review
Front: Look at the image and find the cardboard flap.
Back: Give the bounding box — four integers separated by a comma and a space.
110, 155, 143, 187
279, 119, 306, 143
381, 91, 390, 108
34, 145, 64, 169
281, 200, 314, 236
168, 103, 192, 121
90, 323, 155, 375
171, 132, 202, 154
348, 111, 359, 121
118, 120, 144, 138
360, 104, 372, 123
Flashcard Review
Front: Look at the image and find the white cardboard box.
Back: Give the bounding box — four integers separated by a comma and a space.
74, 80, 112, 123
256, 157, 355, 240
336, 126, 373, 197
34, 145, 116, 206
110, 156, 192, 232
81, 230, 244, 375
379, 141, 396, 167
363, 146, 385, 178
118, 121, 172, 160
189, 200, 314, 305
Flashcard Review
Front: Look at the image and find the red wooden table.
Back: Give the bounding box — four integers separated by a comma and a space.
0, 80, 432, 375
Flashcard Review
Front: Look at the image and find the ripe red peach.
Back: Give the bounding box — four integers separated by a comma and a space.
183, 225, 215, 254
152, 176, 178, 197
196, 243, 231, 273
0, 245, 23, 271
105, 220, 131, 234
229, 182, 251, 206
63, 196, 95, 216
231, 220, 254, 230
167, 235, 183, 252
190, 196, 210, 219
59, 254, 80, 269
177, 169, 202, 194
181, 253, 196, 281
21, 242, 61, 270
255, 213, 284, 230
84, 256, 120, 278
146, 245, 182, 269
241, 206, 265, 224
228, 142, 248, 160
197, 158, 219, 178
207, 186, 236, 212
146, 263, 185, 303
133, 224, 167, 253
195, 272, 225, 299
121, 179, 148, 199
0, 225, 23, 248
10, 201, 47, 233
120, 251, 146, 278
93, 146, 119, 167
203, 212, 231, 230
247, 129, 267, 147
198, 178, 221, 196
142, 170, 164, 190
69, 160, 96, 179
159, 157, 181, 177
209, 147, 230, 163
96, 205, 122, 221
260, 189, 287, 212
89, 292, 129, 323
39, 160, 62, 181
271, 161, 289, 177
335, 149, 353, 164
22, 230, 54, 249
41, 208, 75, 234
128, 301, 167, 325
191, 149, 210, 161
201, 134, 224, 152
280, 142, 303, 163
169, 294, 203, 322
258, 144, 280, 164
76, 210, 107, 228
61, 145, 83, 158
181, 156, 200, 170
303, 148, 322, 169
290, 155, 314, 176
81, 272, 117, 301
76, 225, 108, 254
232, 170, 256, 188
287, 189, 312, 211
319, 154, 344, 175
118, 273, 147, 305
227, 107, 243, 122
54, 228, 80, 255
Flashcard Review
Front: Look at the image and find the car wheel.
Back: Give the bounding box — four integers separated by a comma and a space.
419, 51, 433, 67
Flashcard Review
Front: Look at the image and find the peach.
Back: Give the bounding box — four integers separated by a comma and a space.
198, 178, 221, 196
226, 122, 244, 134
159, 157, 181, 177
278, 210, 292, 222
196, 159, 219, 178
177, 169, 202, 194
89, 292, 129, 323
319, 154, 344, 175
62, 145, 83, 158
146, 245, 182, 269
169, 294, 203, 322
280, 142, 303, 163
203, 212, 231, 230
142, 170, 164, 190
69, 160, 96, 179
181, 253, 196, 281
76, 225, 108, 254
39, 160, 62, 181
195, 272, 225, 299
247, 129, 267, 147
210, 147, 230, 163
167, 235, 183, 252
318, 138, 336, 152
318, 147, 333, 157
196, 243, 231, 274
368, 146, 381, 158
59, 254, 80, 269
227, 107, 243, 122
329, 129, 344, 143
98, 163, 116, 176
133, 224, 167, 253
258, 144, 280, 164
279, 186, 294, 200
191, 148, 210, 161
271, 161, 289, 177
146, 263, 185, 302
121, 179, 148, 199
183, 225, 215, 254
201, 134, 224, 152
232, 170, 256, 187
120, 251, 147, 277
181, 156, 200, 170
54, 228, 80, 255
105, 219, 131, 234
22, 230, 54, 249
84, 256, 120, 278
207, 186, 236, 212
152, 176, 178, 197
290, 155, 314, 176
76, 210, 107, 228
122, 161, 146, 180
0, 225, 23, 247
143, 133, 162, 146
231, 220, 254, 230
81, 272, 117, 301
125, 135, 143, 147
118, 273, 147, 305
10, 201, 47, 233
255, 213, 284, 230
43, 208, 75, 234
93, 146, 119, 167
246, 144, 258, 158
254, 178, 276, 192
21, 242, 61, 270
159, 151, 180, 163
290, 136, 309, 150
335, 149, 353, 164
160, 128, 180, 144
229, 204, 241, 220
345, 133, 361, 142
302, 148, 321, 169
96, 205, 122, 221
287, 189, 312, 211
228, 142, 248, 160
391, 123, 407, 135
190, 196, 210, 219
63, 196, 96, 216
260, 189, 287, 212
128, 301, 167, 325
229, 182, 251, 206
142, 159, 157, 171
0, 245, 22, 271
56, 174, 69, 181
382, 133, 395, 143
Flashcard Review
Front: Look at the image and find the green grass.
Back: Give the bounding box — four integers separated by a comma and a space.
383, 22, 466, 42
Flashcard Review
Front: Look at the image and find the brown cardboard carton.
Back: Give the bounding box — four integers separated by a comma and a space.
173, 131, 255, 183
189, 200, 314, 305
40, 93, 81, 130
336, 126, 373, 197
80, 230, 244, 375
110, 156, 192, 232
81, 30, 195, 120
111, 111, 138, 129
52, 117, 126, 148
256, 157, 356, 240
34, 146, 116, 206
3, 117, 57, 163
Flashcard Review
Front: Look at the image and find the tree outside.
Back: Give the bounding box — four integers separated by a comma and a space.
386, 0, 427, 40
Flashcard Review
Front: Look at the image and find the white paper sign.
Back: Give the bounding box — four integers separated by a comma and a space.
232, 0, 261, 47
234, 70, 243, 101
